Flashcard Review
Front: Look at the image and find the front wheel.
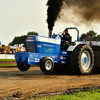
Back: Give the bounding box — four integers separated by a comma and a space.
17, 64, 30, 71
40, 57, 54, 74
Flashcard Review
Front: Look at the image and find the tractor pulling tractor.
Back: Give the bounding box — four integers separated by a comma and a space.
15, 27, 100, 75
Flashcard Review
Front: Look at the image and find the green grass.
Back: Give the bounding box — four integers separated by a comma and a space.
0, 64, 17, 67
0, 59, 16, 67
0, 59, 15, 61
34, 89, 100, 100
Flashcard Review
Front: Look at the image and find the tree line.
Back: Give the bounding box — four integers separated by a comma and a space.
9, 31, 38, 45
8, 30, 100, 46
80, 30, 100, 41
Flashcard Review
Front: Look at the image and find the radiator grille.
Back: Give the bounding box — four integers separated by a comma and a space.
26, 37, 35, 52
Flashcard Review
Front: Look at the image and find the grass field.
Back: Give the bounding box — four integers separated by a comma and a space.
35, 89, 100, 100
0, 64, 16, 67
0, 59, 15, 61
0, 59, 16, 67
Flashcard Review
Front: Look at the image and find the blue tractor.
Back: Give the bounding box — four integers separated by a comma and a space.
15, 27, 95, 74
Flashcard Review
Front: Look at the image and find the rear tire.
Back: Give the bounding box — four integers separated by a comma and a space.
17, 64, 30, 71
40, 57, 54, 74
68, 45, 94, 74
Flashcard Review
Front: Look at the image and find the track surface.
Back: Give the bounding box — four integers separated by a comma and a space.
0, 61, 16, 64
0, 66, 100, 99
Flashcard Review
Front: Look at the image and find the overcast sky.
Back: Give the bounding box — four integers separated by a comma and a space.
0, 0, 100, 45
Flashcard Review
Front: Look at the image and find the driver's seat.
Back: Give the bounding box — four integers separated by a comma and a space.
61, 36, 72, 50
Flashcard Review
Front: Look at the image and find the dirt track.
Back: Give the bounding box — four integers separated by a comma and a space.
0, 66, 100, 99
0, 61, 16, 64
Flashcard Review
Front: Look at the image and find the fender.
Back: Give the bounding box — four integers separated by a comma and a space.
67, 42, 82, 51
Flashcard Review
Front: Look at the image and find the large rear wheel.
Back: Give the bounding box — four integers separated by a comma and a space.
68, 45, 94, 74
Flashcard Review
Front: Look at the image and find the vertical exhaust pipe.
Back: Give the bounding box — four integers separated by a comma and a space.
48, 30, 52, 38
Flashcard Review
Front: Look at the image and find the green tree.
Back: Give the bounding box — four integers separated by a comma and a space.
87, 30, 97, 36
9, 31, 38, 46
9, 35, 26, 45
80, 30, 97, 41
80, 33, 89, 41
27, 31, 38, 35
97, 35, 100, 41
87, 30, 97, 41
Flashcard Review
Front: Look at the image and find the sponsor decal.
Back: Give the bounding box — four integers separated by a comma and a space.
29, 54, 33, 57
62, 61, 65, 63
34, 54, 38, 57
28, 59, 34, 62
40, 56, 44, 58
44, 47, 53, 53
60, 56, 63, 59
60, 56, 66, 59
28, 58, 40, 63
37, 45, 42, 48
62, 52, 67, 54
46, 49, 53, 53
54, 61, 58, 63
52, 56, 56, 59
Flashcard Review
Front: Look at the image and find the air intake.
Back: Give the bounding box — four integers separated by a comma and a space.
26, 37, 35, 52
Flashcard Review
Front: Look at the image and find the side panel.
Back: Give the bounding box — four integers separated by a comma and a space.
28, 52, 68, 65
34, 41, 60, 54
34, 36, 61, 54
15, 51, 69, 65
15, 52, 60, 65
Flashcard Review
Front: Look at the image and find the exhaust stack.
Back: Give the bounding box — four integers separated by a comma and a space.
48, 30, 52, 38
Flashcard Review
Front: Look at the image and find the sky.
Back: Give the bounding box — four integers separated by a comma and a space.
0, 0, 100, 45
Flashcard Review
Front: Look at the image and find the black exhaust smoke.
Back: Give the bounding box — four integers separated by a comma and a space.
46, 0, 100, 31
63, 0, 100, 24
47, 0, 64, 38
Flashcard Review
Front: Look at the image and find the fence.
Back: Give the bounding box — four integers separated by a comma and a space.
80, 41, 100, 46
0, 54, 15, 59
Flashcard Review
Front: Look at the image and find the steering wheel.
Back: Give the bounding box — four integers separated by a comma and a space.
58, 32, 64, 38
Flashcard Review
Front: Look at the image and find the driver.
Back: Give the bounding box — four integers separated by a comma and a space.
62, 29, 71, 41
61, 29, 71, 50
